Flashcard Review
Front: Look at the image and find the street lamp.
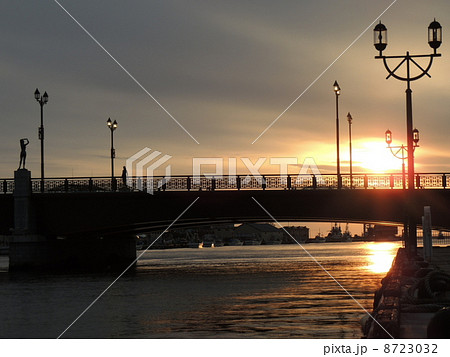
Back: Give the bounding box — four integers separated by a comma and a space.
34, 88, 49, 192
347, 112, 353, 188
107, 117, 118, 189
333, 80, 341, 189
374, 21, 387, 56
374, 19, 441, 256
428, 19, 443, 55
384, 129, 420, 189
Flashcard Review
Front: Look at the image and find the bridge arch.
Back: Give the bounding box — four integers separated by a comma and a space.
30, 189, 450, 237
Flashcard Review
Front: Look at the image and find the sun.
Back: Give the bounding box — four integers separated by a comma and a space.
352, 140, 402, 173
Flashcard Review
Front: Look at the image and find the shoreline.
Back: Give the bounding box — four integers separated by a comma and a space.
364, 246, 450, 338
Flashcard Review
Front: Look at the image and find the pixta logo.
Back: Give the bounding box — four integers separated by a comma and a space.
126, 148, 172, 194
192, 157, 323, 185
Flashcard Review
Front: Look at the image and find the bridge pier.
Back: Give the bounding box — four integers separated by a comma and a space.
9, 170, 136, 271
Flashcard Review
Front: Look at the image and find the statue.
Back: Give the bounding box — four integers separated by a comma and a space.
18, 138, 29, 169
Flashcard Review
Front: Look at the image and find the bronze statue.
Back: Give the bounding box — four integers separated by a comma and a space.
19, 138, 29, 169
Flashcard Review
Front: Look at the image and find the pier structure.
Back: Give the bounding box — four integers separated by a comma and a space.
365, 247, 450, 338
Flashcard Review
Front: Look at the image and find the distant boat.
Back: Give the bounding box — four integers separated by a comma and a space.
342, 231, 352, 242
342, 223, 353, 242
325, 223, 352, 242
310, 233, 326, 243
326, 224, 343, 242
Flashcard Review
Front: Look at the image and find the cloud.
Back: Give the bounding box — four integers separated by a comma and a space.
1, 0, 450, 178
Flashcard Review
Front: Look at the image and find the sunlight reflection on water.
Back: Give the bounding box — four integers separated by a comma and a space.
364, 242, 401, 274
0, 242, 401, 338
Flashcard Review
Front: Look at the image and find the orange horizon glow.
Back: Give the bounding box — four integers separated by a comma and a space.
291, 138, 415, 175
351, 140, 405, 173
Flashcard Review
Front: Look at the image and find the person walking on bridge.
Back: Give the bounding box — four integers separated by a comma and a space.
121, 166, 128, 188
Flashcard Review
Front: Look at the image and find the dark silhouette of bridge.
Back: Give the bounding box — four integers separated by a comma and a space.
1, 173, 450, 235
1, 172, 450, 270
30, 188, 450, 234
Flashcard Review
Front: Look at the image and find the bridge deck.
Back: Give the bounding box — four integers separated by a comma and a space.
2, 188, 450, 236
1, 172, 449, 194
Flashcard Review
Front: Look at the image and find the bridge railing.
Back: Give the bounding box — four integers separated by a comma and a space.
0, 173, 449, 194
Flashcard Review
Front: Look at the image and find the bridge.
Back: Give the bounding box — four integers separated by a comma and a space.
1, 170, 450, 271
1, 172, 450, 193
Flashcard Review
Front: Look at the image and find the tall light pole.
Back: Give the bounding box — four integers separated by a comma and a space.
374, 19, 442, 256
34, 88, 49, 192
347, 112, 353, 189
333, 81, 341, 189
107, 118, 118, 188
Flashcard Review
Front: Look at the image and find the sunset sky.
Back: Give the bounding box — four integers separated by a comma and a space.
1, 0, 450, 178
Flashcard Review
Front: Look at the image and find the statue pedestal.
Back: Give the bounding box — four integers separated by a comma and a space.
13, 169, 33, 233
10, 169, 46, 270
9, 170, 137, 272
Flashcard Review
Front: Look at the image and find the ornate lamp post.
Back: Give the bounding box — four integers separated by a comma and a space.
374, 19, 442, 256
107, 118, 118, 188
333, 81, 341, 189
347, 112, 353, 188
385, 129, 420, 189
34, 88, 49, 192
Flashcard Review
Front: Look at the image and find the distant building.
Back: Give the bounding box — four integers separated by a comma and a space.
369, 225, 398, 241
234, 223, 283, 244
283, 226, 310, 243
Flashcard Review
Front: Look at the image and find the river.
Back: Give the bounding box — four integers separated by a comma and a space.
0, 242, 400, 338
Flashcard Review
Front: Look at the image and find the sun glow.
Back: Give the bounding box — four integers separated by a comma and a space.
352, 140, 403, 173
365, 242, 400, 274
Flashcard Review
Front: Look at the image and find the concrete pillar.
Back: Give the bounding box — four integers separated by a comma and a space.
10, 169, 48, 270
423, 206, 433, 261
10, 170, 137, 271
13, 169, 33, 233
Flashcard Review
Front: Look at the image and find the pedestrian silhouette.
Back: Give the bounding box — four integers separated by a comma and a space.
18, 138, 29, 169
121, 166, 127, 187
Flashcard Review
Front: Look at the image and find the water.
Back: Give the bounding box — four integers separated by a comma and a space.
0, 242, 400, 338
